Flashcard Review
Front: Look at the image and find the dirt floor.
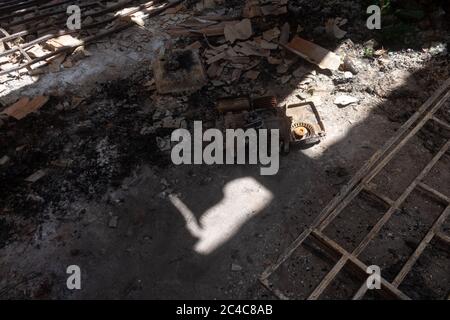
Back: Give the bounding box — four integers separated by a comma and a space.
0, 0, 449, 299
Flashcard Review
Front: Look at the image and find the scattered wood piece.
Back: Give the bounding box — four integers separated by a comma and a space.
130, 15, 146, 27
261, 4, 287, 16
235, 42, 270, 57
267, 56, 282, 65
325, 18, 347, 39
168, 21, 239, 37
244, 70, 260, 80
0, 155, 10, 166
26, 45, 49, 59
243, 0, 262, 18
186, 41, 203, 50
164, 3, 184, 14
2, 96, 49, 120
62, 58, 74, 68
227, 56, 251, 64
143, 79, 156, 91
256, 39, 278, 50
284, 36, 341, 71
25, 169, 47, 183
206, 51, 226, 64
207, 63, 220, 78
334, 95, 359, 107
224, 19, 253, 44
48, 53, 66, 73
231, 68, 242, 82
45, 35, 83, 51
279, 22, 290, 45
262, 27, 280, 42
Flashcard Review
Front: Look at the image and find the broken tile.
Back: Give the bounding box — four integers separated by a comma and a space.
2, 96, 49, 120
224, 19, 253, 44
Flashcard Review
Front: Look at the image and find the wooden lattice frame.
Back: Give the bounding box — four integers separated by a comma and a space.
261, 78, 450, 300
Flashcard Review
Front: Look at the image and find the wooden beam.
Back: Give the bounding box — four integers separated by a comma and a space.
432, 116, 450, 131
363, 185, 395, 207
310, 230, 410, 300
352, 283, 368, 300
435, 232, 450, 247
417, 182, 450, 204
392, 206, 450, 287
353, 140, 450, 257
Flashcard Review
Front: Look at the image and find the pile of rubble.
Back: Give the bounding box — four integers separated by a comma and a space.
143, 0, 374, 152
0, 0, 182, 77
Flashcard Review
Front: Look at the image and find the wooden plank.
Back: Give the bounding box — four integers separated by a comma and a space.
353, 140, 450, 256
392, 206, 450, 287
417, 182, 450, 204
2, 96, 49, 120
308, 256, 346, 300
259, 278, 290, 300
352, 283, 368, 300
347, 256, 411, 300
432, 116, 450, 131
311, 230, 410, 300
363, 185, 395, 207
435, 232, 450, 247
308, 230, 348, 300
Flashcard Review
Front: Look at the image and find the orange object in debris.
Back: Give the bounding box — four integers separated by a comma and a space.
2, 96, 49, 120
294, 126, 308, 138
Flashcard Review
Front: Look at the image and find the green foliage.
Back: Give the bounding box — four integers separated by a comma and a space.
363, 47, 374, 58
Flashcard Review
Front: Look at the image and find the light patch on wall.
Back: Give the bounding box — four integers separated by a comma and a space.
169, 177, 273, 255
